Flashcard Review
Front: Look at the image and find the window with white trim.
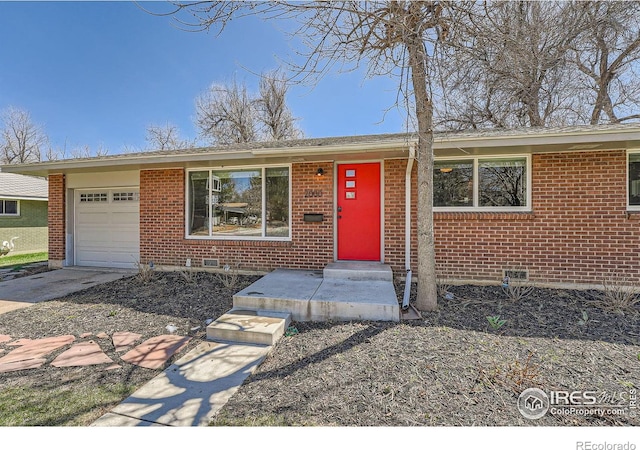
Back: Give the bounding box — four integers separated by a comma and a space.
628, 152, 640, 209
187, 166, 290, 239
0, 199, 19, 216
434, 156, 529, 210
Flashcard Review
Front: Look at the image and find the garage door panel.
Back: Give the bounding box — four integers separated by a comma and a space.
75, 189, 140, 269
76, 211, 110, 226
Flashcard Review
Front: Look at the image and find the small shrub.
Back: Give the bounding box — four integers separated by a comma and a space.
504, 352, 541, 393
477, 352, 541, 394
216, 263, 240, 289
596, 274, 640, 313
501, 268, 535, 302
134, 261, 155, 283
179, 266, 197, 284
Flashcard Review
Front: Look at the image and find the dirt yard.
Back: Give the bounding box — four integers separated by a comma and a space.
0, 271, 638, 426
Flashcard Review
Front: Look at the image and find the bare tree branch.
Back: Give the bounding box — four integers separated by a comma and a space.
146, 122, 190, 151
0, 106, 48, 164
257, 69, 303, 141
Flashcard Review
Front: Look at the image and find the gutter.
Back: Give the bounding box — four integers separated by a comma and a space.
402, 143, 416, 311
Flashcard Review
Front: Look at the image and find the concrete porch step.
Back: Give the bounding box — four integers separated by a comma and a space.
233, 269, 400, 322
323, 261, 393, 281
206, 309, 292, 346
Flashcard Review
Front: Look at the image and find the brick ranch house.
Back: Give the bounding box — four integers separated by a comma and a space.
4, 123, 640, 288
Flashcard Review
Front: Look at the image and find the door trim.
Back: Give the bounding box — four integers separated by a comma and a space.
333, 160, 384, 263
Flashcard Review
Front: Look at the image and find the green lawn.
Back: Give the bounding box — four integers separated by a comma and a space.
0, 252, 48, 269
0, 384, 134, 426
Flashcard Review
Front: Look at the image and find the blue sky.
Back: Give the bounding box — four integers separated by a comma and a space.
0, 1, 406, 155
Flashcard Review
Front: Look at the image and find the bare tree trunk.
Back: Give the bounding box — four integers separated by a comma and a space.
406, 20, 437, 312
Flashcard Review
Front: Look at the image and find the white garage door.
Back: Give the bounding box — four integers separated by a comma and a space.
75, 189, 140, 268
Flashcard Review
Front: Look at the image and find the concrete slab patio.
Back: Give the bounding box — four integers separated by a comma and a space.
0, 267, 134, 315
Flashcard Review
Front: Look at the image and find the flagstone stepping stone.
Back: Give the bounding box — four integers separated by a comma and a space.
0, 334, 11, 344
121, 335, 191, 370
105, 364, 121, 371
112, 331, 142, 352
0, 335, 75, 364
51, 341, 114, 368
7, 338, 32, 346
80, 332, 93, 338
96, 332, 109, 339
0, 358, 46, 373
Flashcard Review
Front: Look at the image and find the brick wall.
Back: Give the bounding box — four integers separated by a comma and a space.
433, 150, 640, 285
139, 163, 334, 271
48, 173, 65, 265
52, 149, 639, 286
384, 159, 417, 273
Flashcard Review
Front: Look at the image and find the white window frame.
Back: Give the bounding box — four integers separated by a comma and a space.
185, 164, 292, 241
433, 154, 532, 212
627, 150, 640, 211
0, 199, 20, 217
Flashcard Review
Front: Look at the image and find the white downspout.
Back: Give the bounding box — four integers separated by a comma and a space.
402, 144, 416, 310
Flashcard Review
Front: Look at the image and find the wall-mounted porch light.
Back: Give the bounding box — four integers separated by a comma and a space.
316, 167, 325, 177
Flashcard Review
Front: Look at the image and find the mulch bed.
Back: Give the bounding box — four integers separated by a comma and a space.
0, 272, 639, 426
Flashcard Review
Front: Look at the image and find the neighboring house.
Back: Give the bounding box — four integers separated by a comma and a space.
0, 172, 48, 255
3, 123, 640, 288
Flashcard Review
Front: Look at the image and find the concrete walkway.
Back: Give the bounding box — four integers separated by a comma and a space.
91, 340, 274, 426
92, 309, 292, 426
0, 267, 134, 315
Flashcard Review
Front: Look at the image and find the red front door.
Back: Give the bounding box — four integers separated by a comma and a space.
337, 162, 381, 261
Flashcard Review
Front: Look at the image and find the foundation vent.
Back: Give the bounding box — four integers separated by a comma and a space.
503, 269, 528, 281
202, 258, 219, 268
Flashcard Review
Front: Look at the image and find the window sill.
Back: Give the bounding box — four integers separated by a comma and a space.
434, 211, 535, 221
185, 236, 293, 247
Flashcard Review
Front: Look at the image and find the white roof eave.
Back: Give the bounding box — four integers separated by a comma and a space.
3, 126, 640, 176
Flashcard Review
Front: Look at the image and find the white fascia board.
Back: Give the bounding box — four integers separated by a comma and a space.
250, 139, 413, 156
0, 195, 48, 201
434, 128, 640, 149
1, 150, 257, 175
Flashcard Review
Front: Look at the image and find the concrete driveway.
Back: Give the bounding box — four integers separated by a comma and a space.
0, 267, 135, 315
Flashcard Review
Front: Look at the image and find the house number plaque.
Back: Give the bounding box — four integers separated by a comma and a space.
305, 189, 323, 198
